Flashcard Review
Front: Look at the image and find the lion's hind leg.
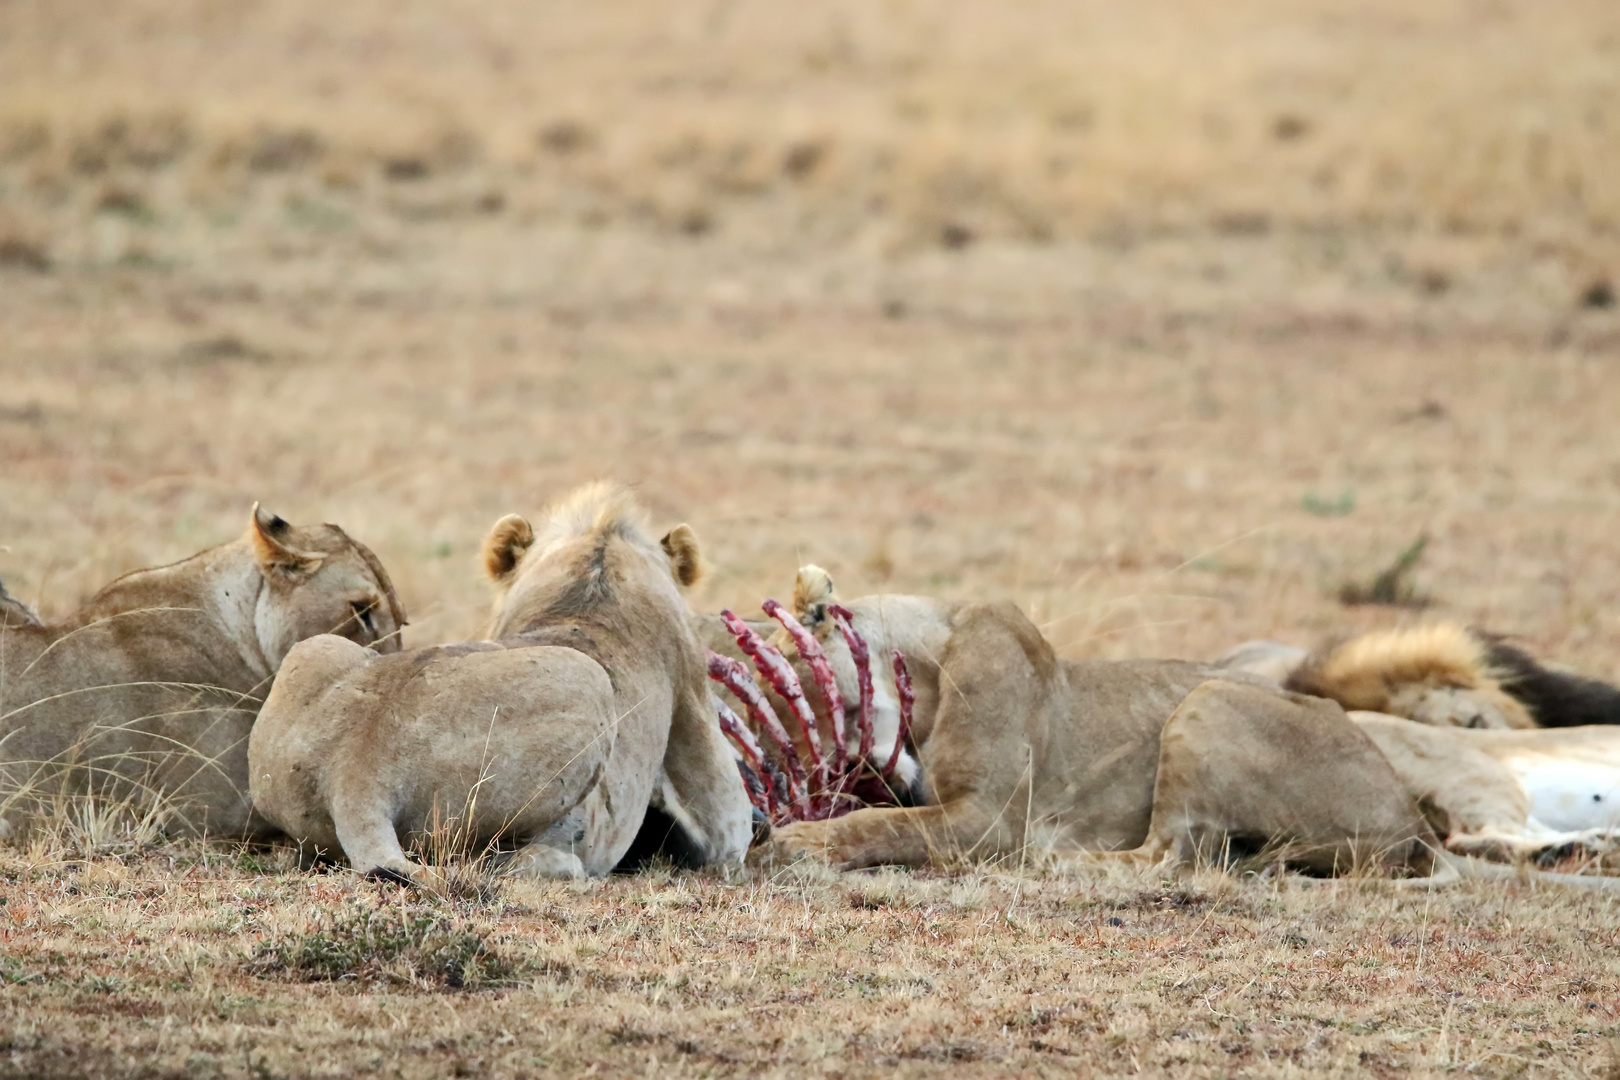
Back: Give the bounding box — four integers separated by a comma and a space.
1055, 837, 1178, 874
1135, 679, 1438, 877
328, 789, 418, 880
504, 842, 587, 880
501, 805, 591, 880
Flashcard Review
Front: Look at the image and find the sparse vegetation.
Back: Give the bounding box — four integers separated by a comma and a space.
4, 0, 1620, 1074
249, 897, 522, 990
1, 841, 1618, 1076
1340, 534, 1433, 608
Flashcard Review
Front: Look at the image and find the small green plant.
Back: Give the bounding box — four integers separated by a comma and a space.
283, 196, 352, 232
249, 900, 521, 990
82, 973, 128, 993
1339, 534, 1431, 607
1301, 488, 1356, 517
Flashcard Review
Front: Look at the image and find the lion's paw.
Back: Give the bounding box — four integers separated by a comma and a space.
755, 821, 838, 868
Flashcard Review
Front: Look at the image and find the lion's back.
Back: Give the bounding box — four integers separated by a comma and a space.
251, 638, 619, 837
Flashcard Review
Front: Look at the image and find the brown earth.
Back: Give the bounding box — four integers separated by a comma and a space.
3, 1, 1620, 1076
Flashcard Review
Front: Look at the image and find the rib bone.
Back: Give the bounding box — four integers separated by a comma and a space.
714, 697, 776, 819
720, 609, 828, 793
827, 605, 875, 768
762, 598, 848, 777
706, 650, 810, 817
886, 650, 915, 783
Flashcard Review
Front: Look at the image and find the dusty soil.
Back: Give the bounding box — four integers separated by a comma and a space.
3, 1, 1620, 1075
4, 849, 1619, 1079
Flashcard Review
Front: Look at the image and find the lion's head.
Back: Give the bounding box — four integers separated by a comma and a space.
479, 482, 703, 640
247, 503, 407, 667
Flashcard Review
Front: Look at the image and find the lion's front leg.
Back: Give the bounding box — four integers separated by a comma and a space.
503, 802, 597, 879
504, 841, 587, 880
764, 798, 1010, 871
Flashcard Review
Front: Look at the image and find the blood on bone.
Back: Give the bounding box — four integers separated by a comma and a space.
886, 650, 915, 783
762, 598, 848, 777
828, 605, 875, 767
708, 607, 911, 826
706, 649, 810, 817
715, 697, 777, 819
720, 609, 827, 791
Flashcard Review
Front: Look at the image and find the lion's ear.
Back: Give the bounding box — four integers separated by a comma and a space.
482, 514, 535, 584
250, 503, 324, 580
660, 524, 703, 588
792, 564, 836, 625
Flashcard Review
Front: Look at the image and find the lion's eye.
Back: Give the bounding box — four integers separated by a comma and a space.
351, 600, 377, 638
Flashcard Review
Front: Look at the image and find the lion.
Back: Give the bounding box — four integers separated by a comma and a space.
1347, 713, 1620, 860
0, 507, 405, 839
1214, 629, 1620, 862
744, 566, 1435, 876
1266, 623, 1620, 729
248, 483, 753, 880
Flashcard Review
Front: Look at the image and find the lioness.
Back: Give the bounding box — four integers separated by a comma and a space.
745, 567, 1434, 875
0, 507, 404, 838
249, 483, 753, 879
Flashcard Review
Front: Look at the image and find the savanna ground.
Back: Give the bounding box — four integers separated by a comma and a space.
4, 0, 1620, 1075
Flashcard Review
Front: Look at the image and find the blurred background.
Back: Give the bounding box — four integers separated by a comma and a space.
2, 0, 1619, 666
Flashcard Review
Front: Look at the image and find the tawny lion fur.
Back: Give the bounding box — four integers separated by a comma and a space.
1284, 624, 1535, 729
1214, 628, 1620, 871
744, 566, 1436, 876
0, 578, 42, 630
0, 508, 404, 839
249, 483, 750, 880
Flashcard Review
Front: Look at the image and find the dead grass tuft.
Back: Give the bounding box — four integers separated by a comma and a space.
1122, 885, 1214, 913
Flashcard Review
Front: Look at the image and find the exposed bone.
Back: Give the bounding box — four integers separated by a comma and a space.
710, 607, 910, 827
886, 650, 915, 783
828, 605, 875, 767
715, 698, 776, 819
721, 610, 828, 792
763, 598, 848, 777
706, 650, 810, 817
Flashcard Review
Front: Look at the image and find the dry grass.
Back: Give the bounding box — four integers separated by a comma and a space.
5, 1, 1620, 1075
3, 0, 1620, 246
5, 842, 1620, 1078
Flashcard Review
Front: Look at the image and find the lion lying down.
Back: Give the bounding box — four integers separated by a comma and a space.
723, 567, 1438, 877
1218, 629, 1620, 862
0, 507, 404, 839
249, 484, 753, 880
713, 570, 1620, 887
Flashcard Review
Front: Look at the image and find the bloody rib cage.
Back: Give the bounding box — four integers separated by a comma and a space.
706, 602, 915, 827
